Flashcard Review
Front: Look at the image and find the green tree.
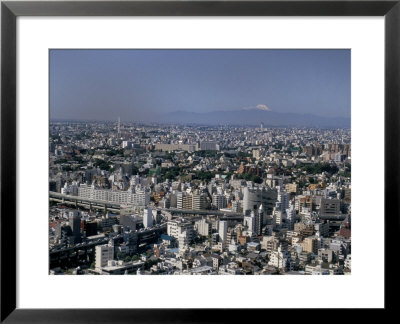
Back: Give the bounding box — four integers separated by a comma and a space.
131, 255, 140, 262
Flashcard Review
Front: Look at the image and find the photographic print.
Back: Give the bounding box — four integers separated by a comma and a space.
49, 49, 351, 276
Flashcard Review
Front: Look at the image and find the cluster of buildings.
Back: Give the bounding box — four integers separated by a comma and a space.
49, 120, 351, 275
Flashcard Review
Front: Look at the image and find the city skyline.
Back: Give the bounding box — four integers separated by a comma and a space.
49, 49, 351, 276
49, 122, 351, 276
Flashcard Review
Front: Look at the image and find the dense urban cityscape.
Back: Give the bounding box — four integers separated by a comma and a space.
49, 120, 351, 275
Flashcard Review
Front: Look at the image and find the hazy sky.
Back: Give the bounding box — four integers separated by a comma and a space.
50, 49, 350, 121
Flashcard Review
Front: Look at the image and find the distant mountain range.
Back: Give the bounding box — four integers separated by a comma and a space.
158, 108, 350, 128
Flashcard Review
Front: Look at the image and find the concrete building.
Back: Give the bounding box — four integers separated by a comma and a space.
286, 205, 296, 230
320, 198, 341, 218
243, 186, 277, 215
192, 190, 207, 210
176, 192, 184, 209
218, 220, 228, 244
212, 194, 227, 210
200, 141, 219, 151
167, 219, 194, 244
143, 208, 153, 228
195, 218, 211, 237
78, 184, 150, 206
261, 236, 279, 254
69, 210, 81, 243
314, 222, 329, 237
303, 236, 319, 254
268, 246, 293, 271
95, 243, 114, 270
183, 194, 193, 210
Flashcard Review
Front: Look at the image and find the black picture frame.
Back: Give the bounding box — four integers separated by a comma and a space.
1, 0, 398, 322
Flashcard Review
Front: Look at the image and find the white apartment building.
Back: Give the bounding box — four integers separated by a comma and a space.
95, 243, 114, 270
195, 218, 211, 237
218, 220, 228, 243
167, 219, 194, 243
268, 246, 293, 271
143, 208, 153, 228
78, 184, 149, 206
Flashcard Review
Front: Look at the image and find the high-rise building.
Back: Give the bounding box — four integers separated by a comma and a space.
183, 194, 193, 210
255, 205, 263, 236
212, 194, 226, 210
243, 211, 255, 236
176, 192, 184, 209
192, 190, 207, 210
168, 219, 194, 250
303, 236, 319, 254
218, 220, 228, 243
167, 219, 194, 242
320, 198, 341, 219
231, 200, 241, 213
243, 186, 277, 215
143, 208, 153, 228
278, 190, 290, 212
286, 205, 296, 230
95, 243, 114, 270
244, 209, 262, 236
195, 218, 211, 237
69, 211, 81, 243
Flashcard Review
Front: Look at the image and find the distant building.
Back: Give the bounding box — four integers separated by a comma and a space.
155, 143, 198, 152
200, 141, 219, 151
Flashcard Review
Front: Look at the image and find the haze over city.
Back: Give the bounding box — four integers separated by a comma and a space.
50, 49, 350, 127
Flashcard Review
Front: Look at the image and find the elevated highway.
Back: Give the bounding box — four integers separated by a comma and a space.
49, 191, 244, 220
49, 191, 122, 212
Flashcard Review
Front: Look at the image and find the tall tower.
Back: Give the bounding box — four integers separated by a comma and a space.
218, 220, 228, 243
69, 210, 81, 243
117, 117, 121, 135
